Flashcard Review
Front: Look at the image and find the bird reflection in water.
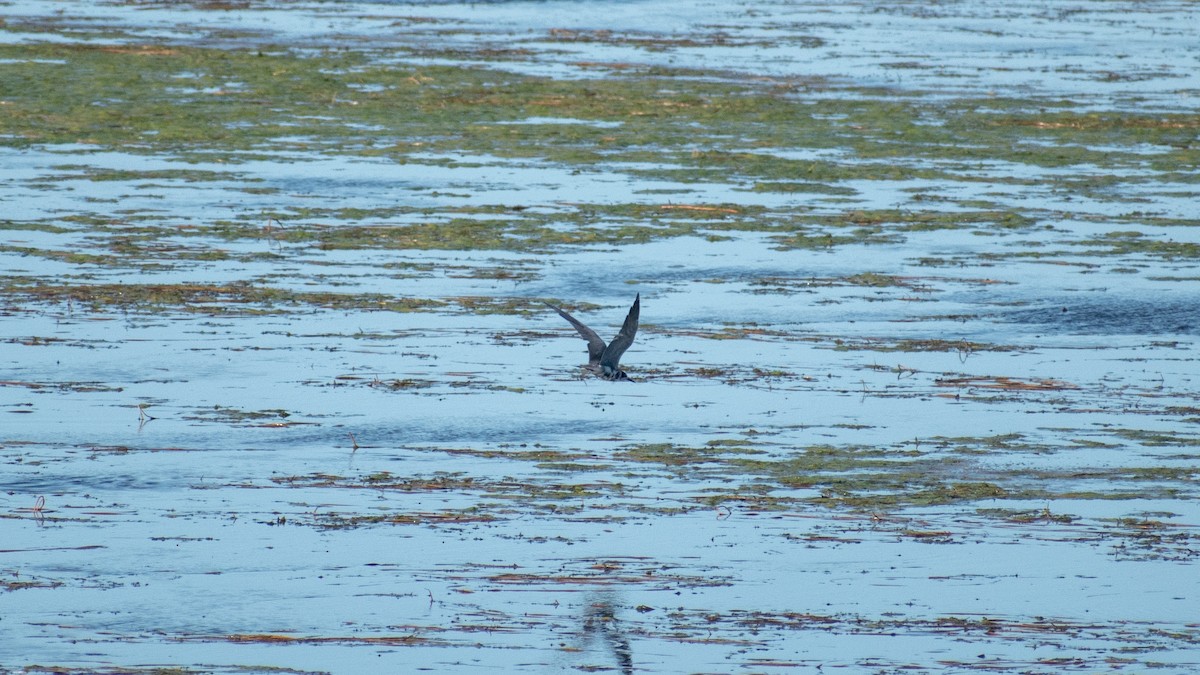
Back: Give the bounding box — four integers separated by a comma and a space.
578, 592, 634, 675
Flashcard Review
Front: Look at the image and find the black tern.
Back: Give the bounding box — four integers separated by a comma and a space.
545, 294, 640, 382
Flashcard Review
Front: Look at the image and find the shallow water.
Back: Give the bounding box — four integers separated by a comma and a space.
2, 1, 1200, 674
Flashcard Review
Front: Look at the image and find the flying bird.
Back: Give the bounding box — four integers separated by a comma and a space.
545, 294, 640, 382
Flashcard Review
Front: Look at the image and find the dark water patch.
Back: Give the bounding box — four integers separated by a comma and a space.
261, 415, 629, 447
0, 470, 195, 494
1002, 293, 1196, 336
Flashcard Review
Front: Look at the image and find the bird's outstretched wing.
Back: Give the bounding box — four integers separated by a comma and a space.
600, 294, 639, 369
545, 302, 606, 366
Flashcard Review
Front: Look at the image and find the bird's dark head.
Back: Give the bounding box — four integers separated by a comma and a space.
601, 366, 636, 382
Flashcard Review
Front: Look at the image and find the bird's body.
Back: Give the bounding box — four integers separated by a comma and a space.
545, 294, 640, 382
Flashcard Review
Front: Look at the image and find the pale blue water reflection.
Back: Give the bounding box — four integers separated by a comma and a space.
3, 1, 1200, 673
